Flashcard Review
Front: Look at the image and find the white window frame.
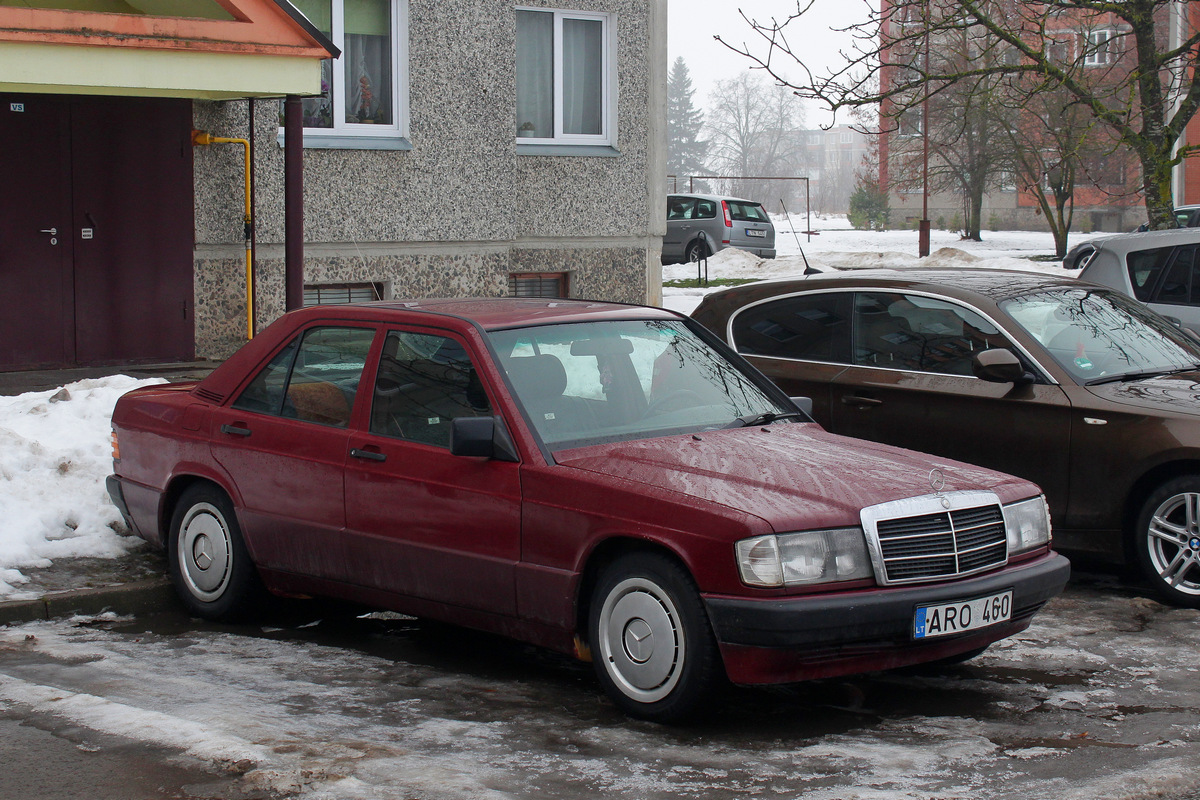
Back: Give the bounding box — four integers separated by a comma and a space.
1084, 29, 1114, 66
282, 0, 410, 150
515, 7, 616, 150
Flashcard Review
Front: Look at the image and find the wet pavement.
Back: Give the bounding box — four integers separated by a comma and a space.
2, 570, 1200, 800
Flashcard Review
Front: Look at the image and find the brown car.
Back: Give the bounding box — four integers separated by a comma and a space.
693, 268, 1200, 608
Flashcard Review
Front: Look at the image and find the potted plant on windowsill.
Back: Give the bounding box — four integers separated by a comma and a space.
518, 121, 537, 138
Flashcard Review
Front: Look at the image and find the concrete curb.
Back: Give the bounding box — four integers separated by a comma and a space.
0, 578, 177, 626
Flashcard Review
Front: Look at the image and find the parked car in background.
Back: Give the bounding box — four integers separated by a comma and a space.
693, 268, 1200, 608
663, 193, 776, 264
1066, 228, 1200, 333
108, 298, 1066, 722
1133, 205, 1200, 231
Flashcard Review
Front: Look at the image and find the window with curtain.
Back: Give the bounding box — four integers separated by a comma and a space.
286, 0, 409, 144
516, 8, 611, 145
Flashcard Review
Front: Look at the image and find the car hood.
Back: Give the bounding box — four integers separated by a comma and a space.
1084, 371, 1200, 417
553, 424, 1036, 533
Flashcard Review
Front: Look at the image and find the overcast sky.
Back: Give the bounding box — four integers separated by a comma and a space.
666, 0, 867, 128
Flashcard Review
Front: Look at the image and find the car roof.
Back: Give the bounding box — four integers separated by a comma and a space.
1073, 227, 1200, 254
668, 193, 762, 205
707, 267, 1093, 304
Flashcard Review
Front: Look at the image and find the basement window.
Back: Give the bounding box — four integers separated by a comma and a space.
303, 283, 385, 306
509, 272, 569, 298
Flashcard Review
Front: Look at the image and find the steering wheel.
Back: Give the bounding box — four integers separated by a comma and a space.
643, 389, 705, 417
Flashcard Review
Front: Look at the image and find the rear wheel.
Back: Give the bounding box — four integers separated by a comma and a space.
168, 484, 263, 620
685, 239, 710, 263
1134, 476, 1200, 608
588, 552, 722, 722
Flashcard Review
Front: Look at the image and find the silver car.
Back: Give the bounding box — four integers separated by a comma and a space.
1067, 228, 1200, 332
662, 193, 776, 264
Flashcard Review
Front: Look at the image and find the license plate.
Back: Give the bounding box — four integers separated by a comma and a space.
745, 228, 766, 238
914, 590, 1012, 639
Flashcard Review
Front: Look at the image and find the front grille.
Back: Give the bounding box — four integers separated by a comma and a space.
862, 493, 1009, 585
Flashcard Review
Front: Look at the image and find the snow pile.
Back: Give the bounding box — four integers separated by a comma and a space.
0, 376, 164, 598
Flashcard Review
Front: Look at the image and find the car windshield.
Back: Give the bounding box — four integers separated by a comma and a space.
488, 319, 792, 449
1000, 287, 1200, 384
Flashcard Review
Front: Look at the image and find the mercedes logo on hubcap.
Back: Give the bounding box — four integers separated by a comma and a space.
192, 535, 213, 570
623, 618, 654, 663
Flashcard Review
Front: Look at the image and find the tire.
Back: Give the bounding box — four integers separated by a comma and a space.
685, 240, 710, 263
588, 552, 722, 722
1133, 476, 1200, 609
168, 484, 263, 621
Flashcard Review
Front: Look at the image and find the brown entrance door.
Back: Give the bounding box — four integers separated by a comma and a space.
0, 93, 195, 370
0, 95, 74, 368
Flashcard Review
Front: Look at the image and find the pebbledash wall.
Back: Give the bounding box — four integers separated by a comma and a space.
191, 0, 666, 360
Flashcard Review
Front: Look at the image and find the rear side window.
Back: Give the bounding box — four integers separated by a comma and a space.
233, 327, 375, 427
731, 293, 850, 362
1126, 246, 1174, 301
728, 201, 768, 223
694, 199, 717, 219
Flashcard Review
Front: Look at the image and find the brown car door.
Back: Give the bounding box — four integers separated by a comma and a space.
826, 291, 1074, 519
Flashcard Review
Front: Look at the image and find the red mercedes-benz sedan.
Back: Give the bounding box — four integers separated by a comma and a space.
108, 298, 1068, 721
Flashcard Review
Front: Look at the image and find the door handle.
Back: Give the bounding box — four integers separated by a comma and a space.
350, 447, 387, 462
39, 228, 57, 235
841, 395, 882, 407
220, 423, 251, 437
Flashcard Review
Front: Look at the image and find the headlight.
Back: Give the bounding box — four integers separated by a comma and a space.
736, 528, 874, 588
1003, 496, 1052, 555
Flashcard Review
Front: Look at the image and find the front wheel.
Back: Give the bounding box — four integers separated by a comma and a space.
1133, 476, 1200, 608
168, 484, 263, 620
588, 552, 722, 722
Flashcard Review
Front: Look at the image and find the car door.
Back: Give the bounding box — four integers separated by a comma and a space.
1146, 244, 1200, 331
209, 325, 377, 579
826, 291, 1074, 520
343, 327, 522, 614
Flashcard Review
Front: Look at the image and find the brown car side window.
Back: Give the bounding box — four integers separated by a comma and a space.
852, 293, 1011, 376
370, 331, 492, 448
731, 293, 851, 363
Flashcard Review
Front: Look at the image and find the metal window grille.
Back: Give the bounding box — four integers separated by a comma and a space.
509, 272, 568, 298
303, 283, 384, 307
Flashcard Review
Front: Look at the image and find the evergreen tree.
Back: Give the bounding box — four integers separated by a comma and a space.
666, 57, 708, 183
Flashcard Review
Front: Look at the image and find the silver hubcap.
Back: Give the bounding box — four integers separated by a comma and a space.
178, 502, 233, 601
1147, 491, 1200, 597
597, 577, 684, 703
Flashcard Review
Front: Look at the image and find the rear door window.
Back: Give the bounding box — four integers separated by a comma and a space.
730, 293, 851, 363
1153, 246, 1200, 305
1126, 246, 1174, 301
667, 197, 696, 220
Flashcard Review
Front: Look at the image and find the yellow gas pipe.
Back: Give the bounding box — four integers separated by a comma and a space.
192, 130, 255, 340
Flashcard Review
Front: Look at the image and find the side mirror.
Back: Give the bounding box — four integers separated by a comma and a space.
450, 416, 519, 462
789, 396, 814, 417
973, 349, 1033, 385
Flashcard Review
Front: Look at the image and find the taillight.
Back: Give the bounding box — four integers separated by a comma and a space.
722, 199, 733, 228
111, 430, 120, 461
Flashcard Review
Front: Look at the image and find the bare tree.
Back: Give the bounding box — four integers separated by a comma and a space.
705, 72, 808, 205
722, 0, 1200, 230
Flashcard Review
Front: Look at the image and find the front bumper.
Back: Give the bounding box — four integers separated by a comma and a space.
705, 552, 1070, 685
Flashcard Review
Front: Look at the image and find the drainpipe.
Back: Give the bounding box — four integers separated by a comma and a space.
192, 129, 255, 340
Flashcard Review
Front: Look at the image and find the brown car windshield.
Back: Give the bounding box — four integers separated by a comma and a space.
489, 319, 790, 448
1000, 288, 1200, 385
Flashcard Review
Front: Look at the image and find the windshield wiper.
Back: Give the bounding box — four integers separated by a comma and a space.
726, 411, 810, 428
1085, 365, 1200, 386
